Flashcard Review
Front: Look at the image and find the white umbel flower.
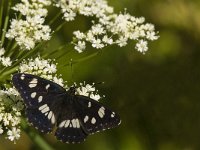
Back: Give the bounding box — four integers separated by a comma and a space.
7, 127, 21, 142
6, 0, 51, 50
135, 40, 148, 54
0, 88, 24, 143
19, 56, 66, 86
76, 82, 101, 101
6, 16, 51, 50
70, 9, 159, 53
74, 41, 86, 53
55, 0, 113, 21
0, 47, 12, 67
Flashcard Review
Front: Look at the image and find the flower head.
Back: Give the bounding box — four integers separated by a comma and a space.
0, 88, 24, 143
0, 47, 12, 67
6, 0, 51, 50
70, 10, 159, 53
7, 127, 21, 143
19, 56, 65, 87
75, 82, 101, 101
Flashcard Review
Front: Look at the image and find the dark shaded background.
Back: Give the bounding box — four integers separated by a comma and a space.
1, 0, 200, 150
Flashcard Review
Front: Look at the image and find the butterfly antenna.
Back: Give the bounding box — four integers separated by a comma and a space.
93, 81, 105, 86
70, 59, 74, 82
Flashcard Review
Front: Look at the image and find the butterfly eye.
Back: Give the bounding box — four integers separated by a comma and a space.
68, 87, 76, 95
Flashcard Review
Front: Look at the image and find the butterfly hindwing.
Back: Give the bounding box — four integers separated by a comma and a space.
55, 107, 88, 143
55, 126, 87, 143
26, 108, 53, 133
76, 95, 121, 134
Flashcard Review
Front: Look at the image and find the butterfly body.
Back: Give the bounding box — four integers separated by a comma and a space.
12, 73, 121, 143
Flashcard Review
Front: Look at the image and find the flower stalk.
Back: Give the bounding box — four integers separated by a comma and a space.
1, 0, 11, 45
20, 117, 55, 150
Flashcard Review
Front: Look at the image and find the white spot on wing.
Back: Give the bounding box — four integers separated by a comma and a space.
91, 117, 96, 124
48, 111, 53, 119
38, 96, 43, 103
31, 92, 36, 98
111, 112, 115, 118
69, 123, 72, 127
51, 113, 55, 124
39, 104, 47, 111
29, 78, 38, 88
59, 120, 66, 128
84, 116, 89, 123
72, 119, 76, 128
65, 120, 70, 128
76, 119, 80, 128
45, 84, 50, 90
41, 106, 49, 114
20, 74, 25, 80
98, 107, 105, 118
88, 102, 91, 108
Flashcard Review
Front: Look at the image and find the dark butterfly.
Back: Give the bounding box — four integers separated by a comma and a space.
12, 73, 121, 143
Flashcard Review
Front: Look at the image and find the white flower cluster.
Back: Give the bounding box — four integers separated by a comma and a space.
55, 0, 113, 21
76, 82, 101, 101
0, 88, 24, 143
55, 0, 159, 53
19, 56, 65, 87
0, 47, 12, 67
6, 0, 51, 50
73, 12, 159, 53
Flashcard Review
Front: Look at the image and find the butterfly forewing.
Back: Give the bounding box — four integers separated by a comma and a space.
12, 73, 66, 108
12, 73, 66, 133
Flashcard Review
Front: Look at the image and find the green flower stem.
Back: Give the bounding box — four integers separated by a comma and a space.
56, 48, 73, 60
0, 0, 5, 36
11, 41, 46, 67
51, 22, 66, 36
0, 65, 17, 81
21, 118, 55, 150
43, 43, 71, 58
63, 51, 99, 66
6, 40, 18, 56
48, 12, 62, 25
1, 0, 11, 46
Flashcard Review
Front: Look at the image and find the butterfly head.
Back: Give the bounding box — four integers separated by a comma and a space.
68, 87, 76, 95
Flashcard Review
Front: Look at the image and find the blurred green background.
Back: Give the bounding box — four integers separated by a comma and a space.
1, 0, 200, 149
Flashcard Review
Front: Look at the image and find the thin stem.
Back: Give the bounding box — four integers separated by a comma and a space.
0, 66, 6, 77
0, 65, 17, 80
0, 0, 5, 35
21, 118, 55, 150
43, 43, 71, 58
7, 42, 18, 57
51, 22, 66, 36
48, 12, 62, 25
63, 51, 99, 66
11, 42, 46, 67
56, 48, 73, 60
1, 0, 11, 46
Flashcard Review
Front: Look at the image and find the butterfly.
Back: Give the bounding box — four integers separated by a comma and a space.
12, 73, 121, 143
